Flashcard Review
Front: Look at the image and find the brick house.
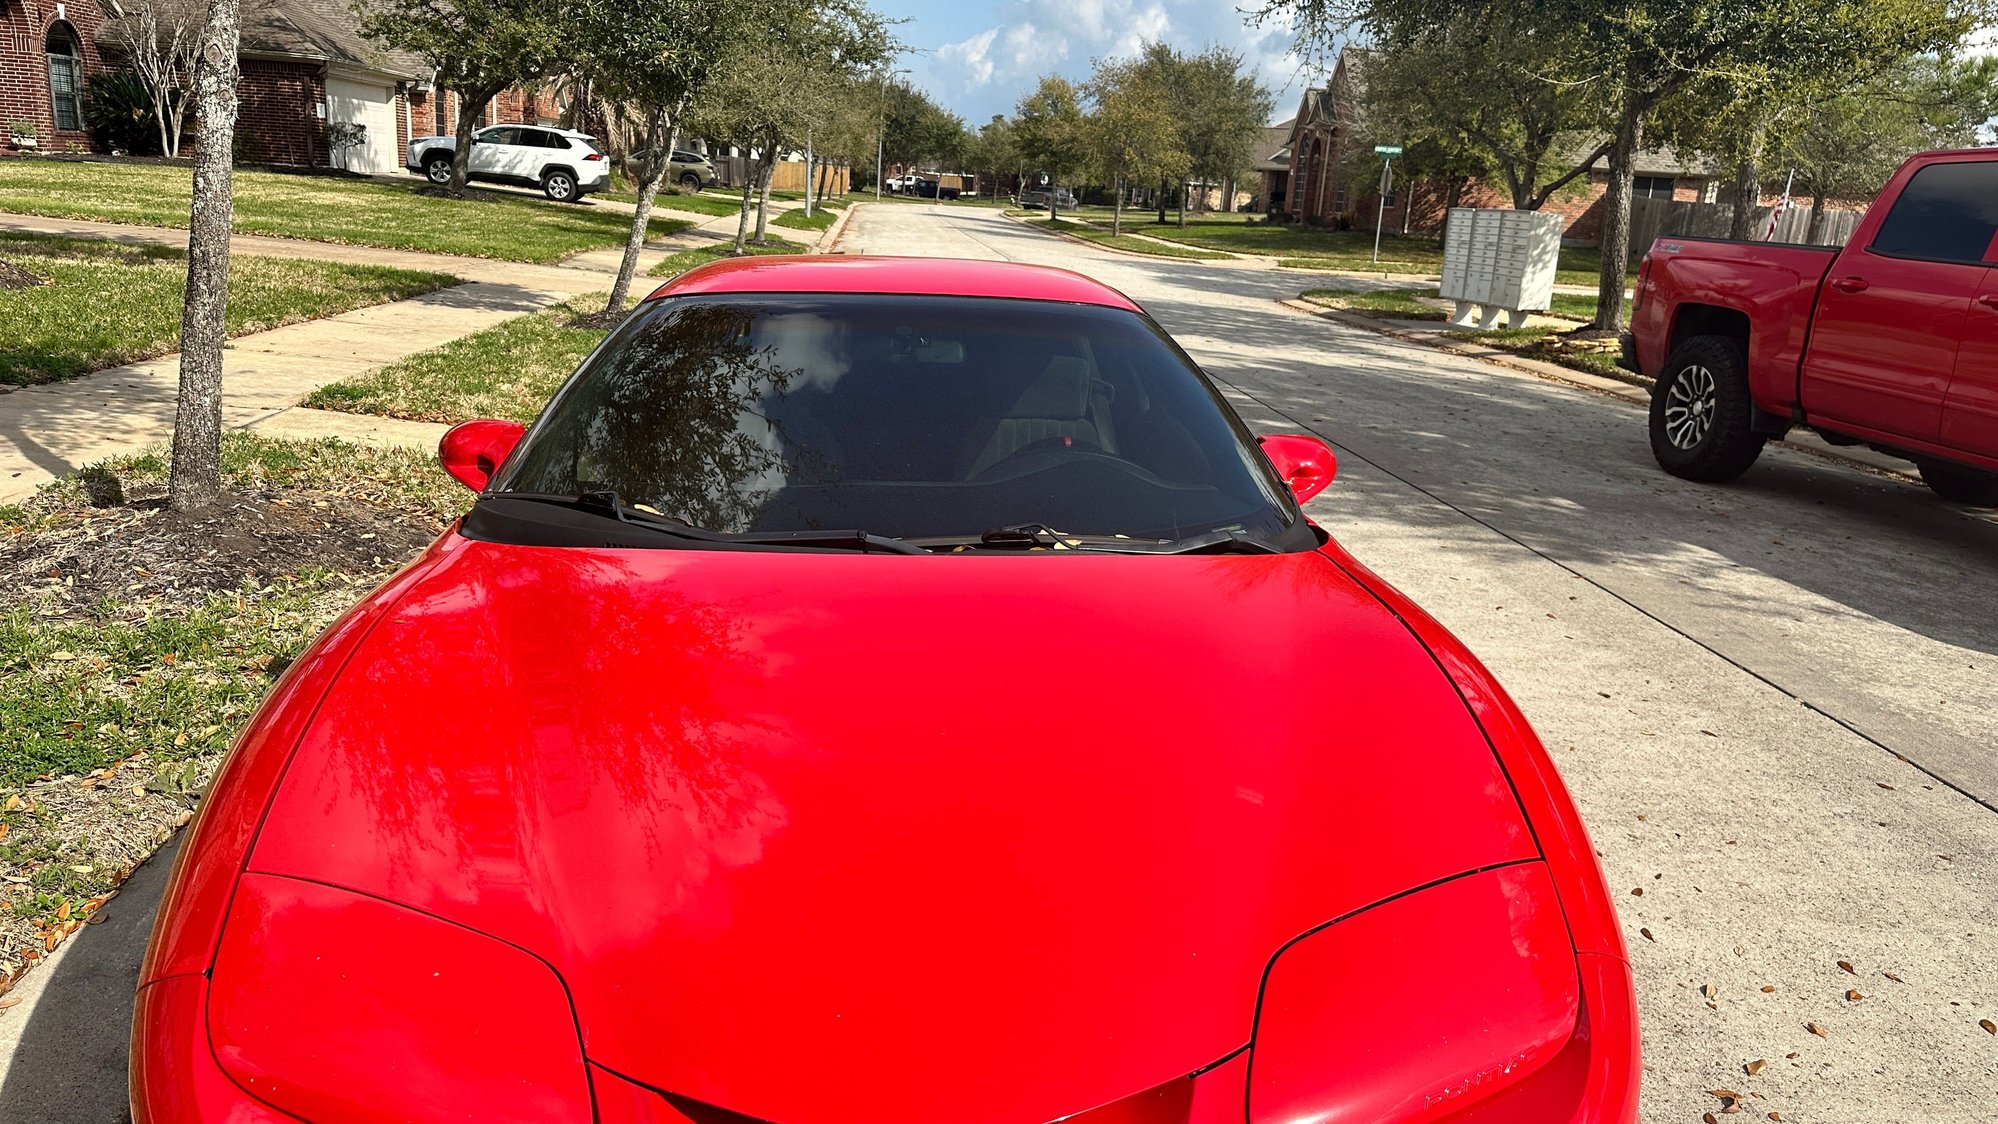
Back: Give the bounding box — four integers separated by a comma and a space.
1, 0, 555, 174
1277, 50, 1718, 245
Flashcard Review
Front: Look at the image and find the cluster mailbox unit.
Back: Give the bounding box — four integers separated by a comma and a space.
1438, 208, 1564, 329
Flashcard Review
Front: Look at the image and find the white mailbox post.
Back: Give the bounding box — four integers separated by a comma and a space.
1438, 208, 1564, 329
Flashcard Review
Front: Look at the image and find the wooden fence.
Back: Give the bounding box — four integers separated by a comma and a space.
1629, 196, 1864, 250
711, 156, 852, 195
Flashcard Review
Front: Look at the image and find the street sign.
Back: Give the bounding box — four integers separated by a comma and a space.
1374, 145, 1403, 155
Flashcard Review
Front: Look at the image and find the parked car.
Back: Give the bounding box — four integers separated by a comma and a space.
911, 177, 962, 200
406, 125, 610, 203
132, 255, 1636, 1124
1625, 147, 1998, 503
1020, 186, 1078, 210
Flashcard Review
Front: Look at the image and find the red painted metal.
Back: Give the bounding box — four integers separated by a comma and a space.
1248, 864, 1581, 1124
1257, 434, 1337, 503
207, 874, 592, 1123
1629, 147, 1998, 474
439, 418, 527, 492
644, 254, 1145, 312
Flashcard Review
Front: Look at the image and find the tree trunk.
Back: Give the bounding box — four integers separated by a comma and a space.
1176, 182, 1185, 228
1726, 158, 1760, 241
753, 144, 776, 244
168, 0, 243, 512
1593, 92, 1644, 334
1113, 177, 1123, 237
1222, 177, 1234, 214
1157, 177, 1167, 224
1048, 179, 1057, 223
448, 85, 498, 197
605, 108, 672, 316
734, 150, 760, 254
1805, 191, 1829, 244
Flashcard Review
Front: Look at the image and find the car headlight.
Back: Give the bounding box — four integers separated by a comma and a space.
1248, 863, 1583, 1124
207, 873, 592, 1123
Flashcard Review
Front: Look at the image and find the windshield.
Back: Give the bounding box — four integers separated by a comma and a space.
491, 294, 1308, 549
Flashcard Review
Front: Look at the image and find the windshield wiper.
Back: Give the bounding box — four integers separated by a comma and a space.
937, 524, 1283, 555
492, 492, 928, 555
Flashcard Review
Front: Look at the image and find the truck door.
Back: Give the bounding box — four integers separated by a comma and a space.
1942, 261, 1998, 459
1799, 160, 1997, 443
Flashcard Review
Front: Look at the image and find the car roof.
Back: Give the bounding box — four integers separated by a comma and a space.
644, 255, 1144, 312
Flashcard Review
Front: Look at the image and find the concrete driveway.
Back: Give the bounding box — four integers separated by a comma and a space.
830, 205, 1997, 1121
4, 202, 1991, 1122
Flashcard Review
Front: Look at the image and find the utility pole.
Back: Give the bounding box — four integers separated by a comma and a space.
1371, 144, 1402, 265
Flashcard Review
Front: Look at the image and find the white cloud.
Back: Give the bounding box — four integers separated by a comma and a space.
913, 0, 1319, 124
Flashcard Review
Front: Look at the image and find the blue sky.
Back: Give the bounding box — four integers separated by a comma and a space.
871, 0, 1312, 127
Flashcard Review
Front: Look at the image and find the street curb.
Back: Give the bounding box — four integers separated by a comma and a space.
815, 201, 860, 254
997, 209, 1238, 263
1277, 298, 1921, 482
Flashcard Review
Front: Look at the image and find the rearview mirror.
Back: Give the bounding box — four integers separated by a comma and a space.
1257, 433, 1336, 505
439, 419, 526, 492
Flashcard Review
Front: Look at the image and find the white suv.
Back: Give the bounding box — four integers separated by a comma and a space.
406, 125, 610, 203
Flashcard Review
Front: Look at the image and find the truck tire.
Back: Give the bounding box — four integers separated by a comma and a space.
1916, 458, 1998, 505
1649, 335, 1765, 483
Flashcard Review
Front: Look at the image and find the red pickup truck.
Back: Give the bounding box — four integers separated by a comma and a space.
1624, 148, 1998, 504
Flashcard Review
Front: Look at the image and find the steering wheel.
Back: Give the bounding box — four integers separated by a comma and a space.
970, 434, 1117, 482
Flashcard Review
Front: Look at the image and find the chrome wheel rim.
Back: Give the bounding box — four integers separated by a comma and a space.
1663, 364, 1718, 450
426, 162, 450, 184
548, 174, 573, 197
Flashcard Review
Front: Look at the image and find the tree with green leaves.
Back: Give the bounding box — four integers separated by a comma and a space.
1013, 76, 1090, 220
965, 115, 1018, 198
1086, 56, 1188, 234
1175, 45, 1274, 216
689, 0, 894, 251
1264, 0, 1986, 332
356, 0, 566, 197
573, 0, 768, 315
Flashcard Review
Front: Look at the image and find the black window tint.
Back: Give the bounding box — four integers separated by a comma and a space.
479, 127, 520, 145
536, 131, 571, 149
1870, 162, 1998, 264
497, 295, 1303, 546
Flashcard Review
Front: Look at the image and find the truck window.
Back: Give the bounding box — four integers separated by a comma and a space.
1868, 161, 1998, 265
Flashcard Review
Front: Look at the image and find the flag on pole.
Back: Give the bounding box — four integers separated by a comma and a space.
1763, 169, 1796, 241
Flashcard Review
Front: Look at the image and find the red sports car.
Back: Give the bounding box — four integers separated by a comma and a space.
131, 257, 1637, 1123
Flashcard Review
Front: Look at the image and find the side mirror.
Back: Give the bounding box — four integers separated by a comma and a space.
1258, 433, 1336, 505
439, 419, 526, 492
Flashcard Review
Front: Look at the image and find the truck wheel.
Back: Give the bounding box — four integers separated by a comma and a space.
1649, 335, 1765, 483
1916, 458, 1998, 505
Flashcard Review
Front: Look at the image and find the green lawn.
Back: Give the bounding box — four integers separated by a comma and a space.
773, 207, 837, 232
306, 296, 609, 424
646, 236, 810, 276
1444, 325, 1628, 380
600, 189, 744, 218
1032, 218, 1234, 259
0, 159, 690, 263
0, 233, 457, 386
1300, 287, 1448, 320
1098, 216, 1629, 285
0, 434, 462, 951
309, 238, 812, 427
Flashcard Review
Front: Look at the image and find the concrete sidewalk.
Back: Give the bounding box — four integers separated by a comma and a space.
0, 213, 701, 503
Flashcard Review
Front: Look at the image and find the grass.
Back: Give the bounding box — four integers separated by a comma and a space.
308, 237, 813, 428
1441, 325, 1629, 380
646, 236, 810, 276
0, 434, 463, 965
0, 233, 457, 387
773, 207, 837, 232
307, 296, 610, 424
0, 159, 691, 263
1030, 218, 1234, 259
0, 436, 462, 786
1299, 287, 1448, 320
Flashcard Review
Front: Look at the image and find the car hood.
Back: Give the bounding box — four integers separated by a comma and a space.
247, 535, 1537, 1123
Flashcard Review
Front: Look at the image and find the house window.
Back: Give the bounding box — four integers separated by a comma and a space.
1332, 187, 1348, 212
1633, 175, 1677, 200
46, 23, 84, 133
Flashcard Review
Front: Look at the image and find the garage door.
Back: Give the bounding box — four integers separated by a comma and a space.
325, 76, 398, 176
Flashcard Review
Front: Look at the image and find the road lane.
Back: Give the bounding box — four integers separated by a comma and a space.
841, 203, 1998, 1123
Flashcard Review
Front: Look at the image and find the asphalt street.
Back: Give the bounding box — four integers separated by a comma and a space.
832, 205, 1998, 1122
1, 202, 1990, 1122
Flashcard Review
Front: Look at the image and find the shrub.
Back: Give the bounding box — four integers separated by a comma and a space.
83, 70, 163, 156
